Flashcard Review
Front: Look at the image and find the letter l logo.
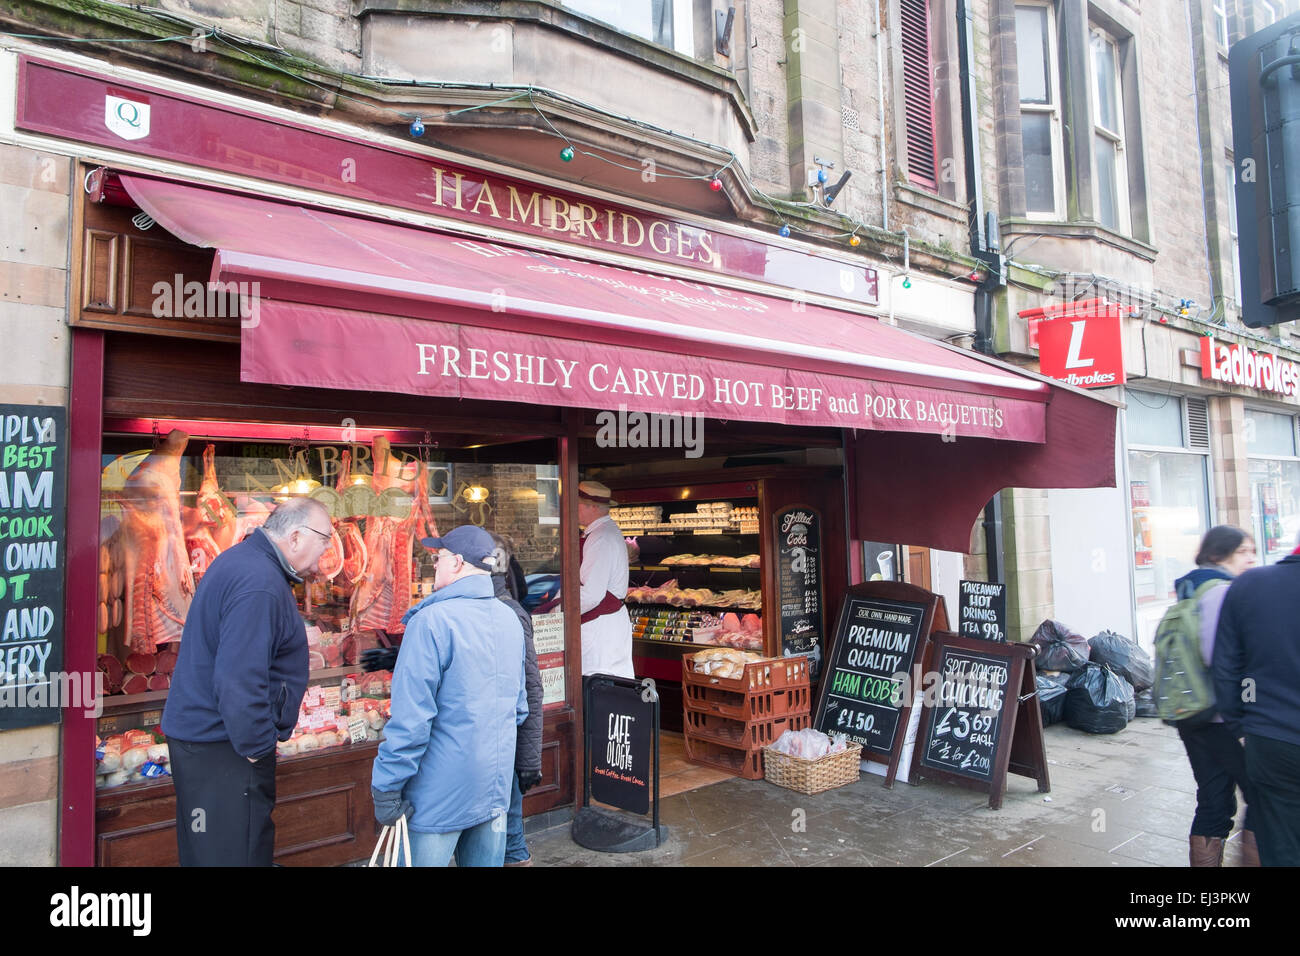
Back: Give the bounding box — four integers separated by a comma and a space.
1063, 320, 1094, 369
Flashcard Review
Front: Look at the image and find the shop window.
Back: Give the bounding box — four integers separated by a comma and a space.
1246, 408, 1300, 563
1126, 391, 1183, 447
562, 0, 694, 56
1259, 0, 1278, 27
1126, 392, 1212, 650
900, 0, 939, 189
1017, 2, 1064, 217
95, 428, 565, 791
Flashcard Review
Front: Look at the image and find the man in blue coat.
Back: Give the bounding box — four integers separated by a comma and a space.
162, 496, 333, 866
1213, 546, 1300, 866
371, 525, 527, 866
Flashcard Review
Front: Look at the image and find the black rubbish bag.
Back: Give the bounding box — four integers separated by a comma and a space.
1064, 663, 1134, 734
1088, 630, 1154, 692
1133, 688, 1159, 718
1030, 620, 1092, 673
1036, 673, 1071, 726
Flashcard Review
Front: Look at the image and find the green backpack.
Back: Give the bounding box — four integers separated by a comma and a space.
1152, 579, 1224, 726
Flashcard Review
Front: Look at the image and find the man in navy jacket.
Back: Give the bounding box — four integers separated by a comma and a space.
161, 496, 333, 866
1213, 549, 1300, 866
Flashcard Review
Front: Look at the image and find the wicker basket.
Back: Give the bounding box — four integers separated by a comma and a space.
763, 741, 863, 795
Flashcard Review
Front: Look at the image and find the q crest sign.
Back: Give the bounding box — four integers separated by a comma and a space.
105, 93, 150, 141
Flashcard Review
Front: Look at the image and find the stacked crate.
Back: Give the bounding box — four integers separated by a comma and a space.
682, 655, 812, 779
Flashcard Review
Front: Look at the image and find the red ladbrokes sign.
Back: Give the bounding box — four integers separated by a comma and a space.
1200, 335, 1300, 396
1035, 308, 1127, 389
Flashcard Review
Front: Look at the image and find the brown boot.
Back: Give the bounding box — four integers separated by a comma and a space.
1238, 830, 1261, 867
1189, 835, 1224, 867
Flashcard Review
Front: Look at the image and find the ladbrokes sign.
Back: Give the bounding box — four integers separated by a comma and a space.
1034, 305, 1127, 389
1200, 335, 1300, 397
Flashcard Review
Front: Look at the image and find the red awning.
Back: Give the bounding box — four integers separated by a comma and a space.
119, 174, 1053, 442
115, 173, 1117, 551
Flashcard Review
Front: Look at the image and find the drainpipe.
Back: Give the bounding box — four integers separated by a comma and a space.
874, 0, 888, 230
957, 0, 1006, 583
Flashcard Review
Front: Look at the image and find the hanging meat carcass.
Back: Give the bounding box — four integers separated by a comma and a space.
197, 444, 238, 549
328, 450, 368, 587
349, 437, 436, 635
119, 429, 195, 654
183, 445, 238, 581
231, 493, 271, 543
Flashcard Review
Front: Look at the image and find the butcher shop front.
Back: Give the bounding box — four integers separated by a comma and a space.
9, 56, 1117, 865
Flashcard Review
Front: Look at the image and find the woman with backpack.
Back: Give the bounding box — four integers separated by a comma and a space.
1169, 525, 1258, 867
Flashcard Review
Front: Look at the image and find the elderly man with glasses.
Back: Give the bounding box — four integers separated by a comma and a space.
162, 495, 334, 866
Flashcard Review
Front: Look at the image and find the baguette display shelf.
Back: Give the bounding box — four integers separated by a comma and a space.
681, 654, 811, 780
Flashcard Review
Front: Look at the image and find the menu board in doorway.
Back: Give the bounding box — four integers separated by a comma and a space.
911, 631, 1050, 810
812, 581, 948, 787
958, 580, 1007, 642
775, 505, 825, 679
0, 406, 67, 730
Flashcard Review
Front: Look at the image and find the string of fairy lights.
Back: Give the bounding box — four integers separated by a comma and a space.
8, 15, 1246, 327
0, 21, 898, 252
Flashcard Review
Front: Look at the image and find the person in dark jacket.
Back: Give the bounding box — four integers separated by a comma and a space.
489, 532, 543, 867
161, 496, 333, 866
1213, 540, 1300, 866
1169, 526, 1257, 867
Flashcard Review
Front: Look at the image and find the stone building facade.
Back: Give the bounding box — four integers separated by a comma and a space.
1, 0, 1295, 862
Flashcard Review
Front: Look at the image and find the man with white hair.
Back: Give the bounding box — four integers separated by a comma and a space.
163, 495, 334, 866
577, 481, 634, 678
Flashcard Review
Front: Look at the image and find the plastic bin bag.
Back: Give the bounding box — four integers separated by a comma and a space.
1088, 630, 1154, 692
1030, 620, 1091, 673
1064, 663, 1134, 734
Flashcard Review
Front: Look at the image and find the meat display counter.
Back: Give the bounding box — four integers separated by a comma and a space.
604, 467, 847, 730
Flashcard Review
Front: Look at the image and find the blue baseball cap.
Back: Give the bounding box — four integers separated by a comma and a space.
421, 525, 497, 571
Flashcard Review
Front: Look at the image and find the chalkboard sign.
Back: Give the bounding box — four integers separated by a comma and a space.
910, 632, 1050, 810
0, 406, 67, 730
919, 646, 1009, 780
958, 580, 1007, 642
812, 581, 947, 787
588, 680, 654, 814
774, 505, 825, 678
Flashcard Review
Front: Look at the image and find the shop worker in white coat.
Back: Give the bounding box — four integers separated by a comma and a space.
577, 481, 634, 679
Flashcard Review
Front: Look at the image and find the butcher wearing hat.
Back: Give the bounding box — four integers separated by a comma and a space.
577, 481, 634, 679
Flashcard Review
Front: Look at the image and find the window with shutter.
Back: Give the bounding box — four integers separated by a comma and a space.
900, 0, 939, 189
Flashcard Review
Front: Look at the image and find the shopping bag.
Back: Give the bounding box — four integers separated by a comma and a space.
367, 814, 412, 867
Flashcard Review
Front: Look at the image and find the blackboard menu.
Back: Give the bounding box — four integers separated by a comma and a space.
815, 596, 926, 755
958, 580, 1007, 642
589, 681, 653, 814
918, 646, 1010, 781
0, 406, 67, 730
775, 505, 824, 678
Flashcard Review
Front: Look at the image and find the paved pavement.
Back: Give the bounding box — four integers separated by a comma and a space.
524, 717, 1255, 867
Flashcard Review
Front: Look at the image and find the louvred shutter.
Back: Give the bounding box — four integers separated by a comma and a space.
900, 0, 938, 189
